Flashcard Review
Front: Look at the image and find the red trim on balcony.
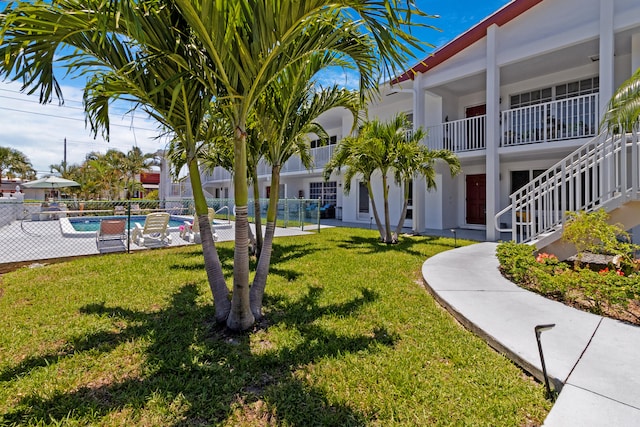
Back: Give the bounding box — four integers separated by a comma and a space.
392, 0, 544, 84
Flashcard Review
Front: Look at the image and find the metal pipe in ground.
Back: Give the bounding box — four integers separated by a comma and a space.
535, 323, 556, 400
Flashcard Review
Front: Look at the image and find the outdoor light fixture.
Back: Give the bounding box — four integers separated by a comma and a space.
535, 323, 556, 400
450, 229, 457, 248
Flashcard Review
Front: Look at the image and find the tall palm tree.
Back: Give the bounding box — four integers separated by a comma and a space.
1, 0, 431, 331
602, 67, 640, 133
325, 118, 398, 243
0, 0, 232, 323
326, 113, 459, 243
172, 0, 429, 330
391, 117, 460, 239
123, 146, 157, 198
249, 54, 361, 319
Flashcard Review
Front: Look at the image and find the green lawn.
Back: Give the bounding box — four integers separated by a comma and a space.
0, 228, 550, 426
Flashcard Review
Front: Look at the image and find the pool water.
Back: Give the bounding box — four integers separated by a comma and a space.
69, 216, 186, 232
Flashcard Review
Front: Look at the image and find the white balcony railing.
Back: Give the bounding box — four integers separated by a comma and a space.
203, 144, 337, 184
169, 182, 192, 198
168, 182, 216, 198
501, 93, 599, 147
425, 115, 486, 152
197, 94, 601, 187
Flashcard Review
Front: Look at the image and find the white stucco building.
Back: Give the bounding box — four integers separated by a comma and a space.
181, 0, 640, 243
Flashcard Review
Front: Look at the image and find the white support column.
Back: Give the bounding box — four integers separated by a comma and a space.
599, 0, 615, 115
485, 24, 501, 241
412, 74, 426, 234
632, 33, 640, 74
159, 152, 170, 201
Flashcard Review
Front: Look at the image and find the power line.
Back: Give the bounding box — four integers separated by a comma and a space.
0, 87, 136, 115
0, 105, 161, 132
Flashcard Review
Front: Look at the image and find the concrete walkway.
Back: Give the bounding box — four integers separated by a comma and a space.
422, 242, 640, 426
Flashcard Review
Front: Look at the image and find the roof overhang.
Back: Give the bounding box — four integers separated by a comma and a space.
392, 0, 544, 85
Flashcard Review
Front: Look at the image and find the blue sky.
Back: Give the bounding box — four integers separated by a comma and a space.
417, 0, 511, 52
0, 0, 511, 175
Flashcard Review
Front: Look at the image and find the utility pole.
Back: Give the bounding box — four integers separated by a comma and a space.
63, 137, 67, 173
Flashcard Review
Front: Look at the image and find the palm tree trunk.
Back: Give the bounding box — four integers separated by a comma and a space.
366, 181, 385, 241
382, 173, 393, 243
251, 168, 263, 258
227, 126, 255, 331
250, 165, 280, 319
394, 179, 410, 239
188, 159, 230, 323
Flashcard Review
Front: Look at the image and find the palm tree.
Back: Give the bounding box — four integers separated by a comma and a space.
392, 120, 460, 239
326, 113, 459, 243
49, 162, 68, 177
0, 0, 233, 323
172, 0, 429, 330
1, 0, 431, 331
123, 146, 157, 198
602, 67, 640, 133
325, 118, 399, 243
324, 133, 387, 239
249, 54, 361, 319
245, 120, 268, 257
0, 146, 35, 185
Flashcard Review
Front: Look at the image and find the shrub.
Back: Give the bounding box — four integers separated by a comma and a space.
496, 241, 536, 282
497, 241, 640, 320
562, 210, 639, 272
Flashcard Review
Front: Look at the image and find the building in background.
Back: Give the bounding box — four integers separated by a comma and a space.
169, 0, 640, 241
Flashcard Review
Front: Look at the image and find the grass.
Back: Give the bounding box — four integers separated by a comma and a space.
0, 227, 551, 426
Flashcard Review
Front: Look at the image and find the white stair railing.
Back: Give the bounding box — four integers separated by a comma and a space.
496, 128, 640, 243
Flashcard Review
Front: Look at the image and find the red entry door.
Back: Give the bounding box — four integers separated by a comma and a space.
465, 104, 486, 118
465, 104, 486, 150
466, 174, 486, 225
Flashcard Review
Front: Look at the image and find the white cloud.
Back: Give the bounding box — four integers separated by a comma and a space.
314, 67, 361, 91
0, 81, 169, 175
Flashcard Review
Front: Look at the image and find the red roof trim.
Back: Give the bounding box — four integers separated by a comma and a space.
392, 0, 544, 84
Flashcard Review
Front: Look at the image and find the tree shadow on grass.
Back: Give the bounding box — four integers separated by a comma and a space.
168, 242, 321, 283
2, 284, 392, 426
336, 233, 446, 257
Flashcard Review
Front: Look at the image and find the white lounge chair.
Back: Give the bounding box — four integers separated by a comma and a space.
96, 219, 127, 253
180, 208, 218, 243
131, 212, 172, 247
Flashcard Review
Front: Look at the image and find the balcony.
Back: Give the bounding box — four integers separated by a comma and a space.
203, 144, 337, 184
168, 182, 193, 198
425, 116, 486, 152
501, 93, 599, 147
423, 93, 600, 153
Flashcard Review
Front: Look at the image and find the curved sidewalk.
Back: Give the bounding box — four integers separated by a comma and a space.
422, 242, 640, 427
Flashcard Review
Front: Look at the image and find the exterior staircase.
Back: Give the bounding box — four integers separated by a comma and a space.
496, 127, 640, 258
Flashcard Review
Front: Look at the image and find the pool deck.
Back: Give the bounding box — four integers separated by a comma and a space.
0, 218, 315, 268
1, 217, 498, 270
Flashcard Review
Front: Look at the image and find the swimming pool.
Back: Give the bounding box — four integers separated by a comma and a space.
60, 215, 192, 237
68, 216, 186, 232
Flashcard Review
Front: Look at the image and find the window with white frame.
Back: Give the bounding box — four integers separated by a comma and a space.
309, 181, 337, 205
507, 77, 599, 142
509, 77, 599, 109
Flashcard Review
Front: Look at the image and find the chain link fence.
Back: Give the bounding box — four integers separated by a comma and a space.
0, 197, 323, 271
